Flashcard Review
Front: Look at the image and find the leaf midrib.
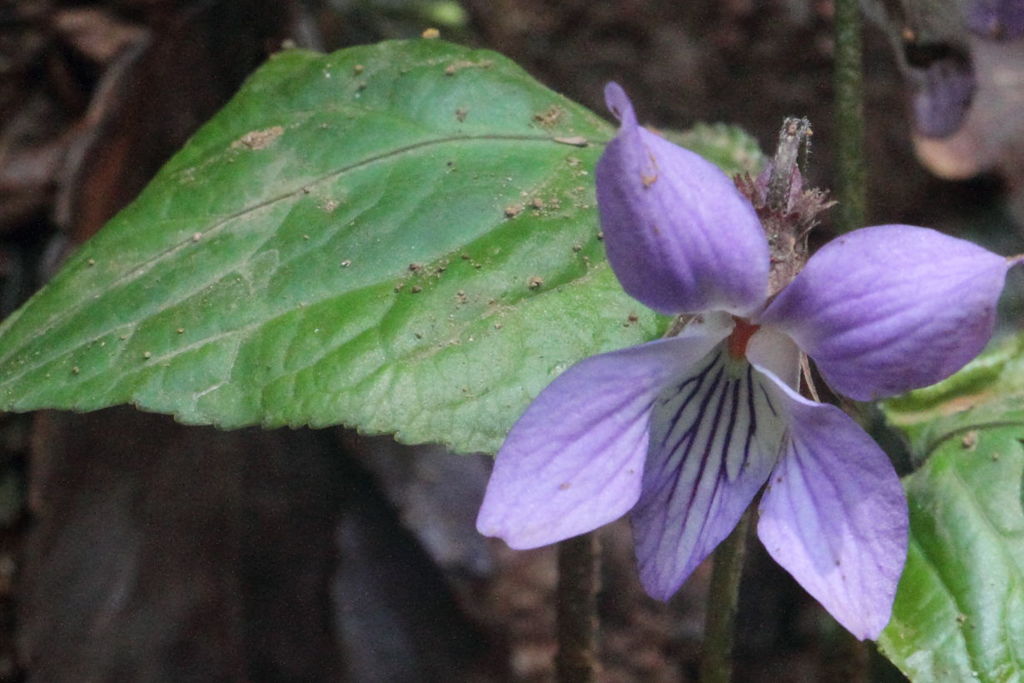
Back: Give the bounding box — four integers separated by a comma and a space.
0, 133, 609, 387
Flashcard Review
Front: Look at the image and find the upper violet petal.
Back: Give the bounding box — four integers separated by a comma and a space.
754, 377, 908, 640
760, 224, 1013, 400
596, 83, 769, 316
477, 314, 732, 550
630, 349, 786, 600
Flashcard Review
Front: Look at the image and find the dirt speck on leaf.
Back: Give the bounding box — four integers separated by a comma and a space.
533, 105, 565, 128
444, 59, 493, 75
528, 276, 543, 289
231, 126, 284, 150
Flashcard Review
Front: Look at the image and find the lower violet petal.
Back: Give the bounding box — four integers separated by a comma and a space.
754, 378, 908, 640
630, 350, 786, 600
477, 314, 732, 550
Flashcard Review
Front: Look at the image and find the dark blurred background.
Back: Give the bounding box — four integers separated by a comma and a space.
1, 1, 1021, 680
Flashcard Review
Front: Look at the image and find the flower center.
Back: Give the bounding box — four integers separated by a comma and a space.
727, 318, 761, 359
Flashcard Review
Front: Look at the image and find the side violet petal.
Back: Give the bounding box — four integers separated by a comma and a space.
754, 377, 908, 640
596, 83, 769, 317
759, 224, 1015, 401
630, 347, 787, 600
477, 313, 732, 550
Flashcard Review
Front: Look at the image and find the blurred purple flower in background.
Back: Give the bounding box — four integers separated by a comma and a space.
476, 83, 1022, 639
967, 0, 1024, 40
865, 0, 1024, 138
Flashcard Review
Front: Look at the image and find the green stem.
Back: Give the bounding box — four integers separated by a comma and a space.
699, 508, 752, 683
834, 0, 866, 232
832, 2, 872, 676
555, 532, 600, 682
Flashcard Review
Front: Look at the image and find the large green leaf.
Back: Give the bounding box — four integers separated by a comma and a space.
878, 337, 1024, 682
0, 39, 761, 454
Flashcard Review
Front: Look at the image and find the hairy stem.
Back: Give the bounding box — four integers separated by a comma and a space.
834, 0, 866, 232
556, 532, 600, 682
699, 508, 751, 683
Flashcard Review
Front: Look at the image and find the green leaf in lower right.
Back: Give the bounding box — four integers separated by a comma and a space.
878, 339, 1024, 682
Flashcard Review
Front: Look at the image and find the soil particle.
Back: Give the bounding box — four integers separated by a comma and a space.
231, 126, 284, 150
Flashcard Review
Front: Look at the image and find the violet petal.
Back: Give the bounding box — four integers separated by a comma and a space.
477, 314, 733, 549
596, 83, 769, 316
753, 374, 908, 640
630, 349, 786, 600
759, 224, 1013, 400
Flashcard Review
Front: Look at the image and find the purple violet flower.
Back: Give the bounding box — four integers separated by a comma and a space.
476, 83, 1022, 640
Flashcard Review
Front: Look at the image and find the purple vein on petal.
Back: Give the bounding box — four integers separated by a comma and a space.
656, 364, 730, 538
658, 354, 724, 457
478, 326, 734, 550
631, 352, 785, 599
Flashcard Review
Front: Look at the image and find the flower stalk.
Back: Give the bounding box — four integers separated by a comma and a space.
556, 532, 600, 682
699, 508, 752, 683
